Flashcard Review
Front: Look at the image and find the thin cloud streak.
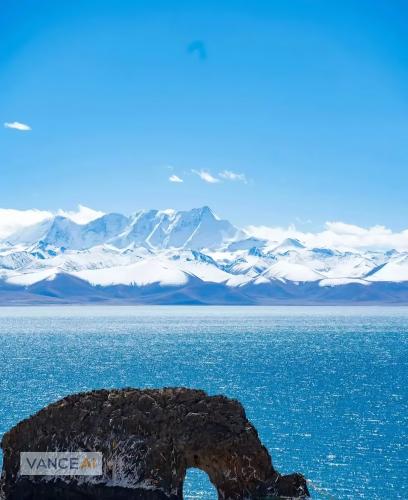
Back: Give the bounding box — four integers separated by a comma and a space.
169, 174, 183, 183
192, 169, 248, 184
4, 121, 31, 131
192, 169, 220, 184
219, 170, 247, 183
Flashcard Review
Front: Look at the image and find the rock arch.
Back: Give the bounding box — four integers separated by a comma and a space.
1, 388, 309, 499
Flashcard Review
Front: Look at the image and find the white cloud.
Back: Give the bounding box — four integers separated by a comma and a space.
246, 221, 408, 251
191, 169, 248, 184
192, 169, 220, 184
0, 205, 105, 239
219, 170, 247, 183
0, 209, 52, 239
2, 204, 407, 252
169, 174, 183, 183
4, 121, 31, 131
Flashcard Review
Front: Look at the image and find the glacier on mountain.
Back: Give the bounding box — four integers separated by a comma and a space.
0, 206, 408, 304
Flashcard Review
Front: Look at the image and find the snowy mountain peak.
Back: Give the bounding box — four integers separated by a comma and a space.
274, 238, 306, 251
1, 206, 408, 304
56, 205, 105, 225
2, 206, 240, 252
196, 205, 219, 220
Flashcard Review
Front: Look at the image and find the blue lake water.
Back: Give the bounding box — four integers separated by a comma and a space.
0, 306, 407, 499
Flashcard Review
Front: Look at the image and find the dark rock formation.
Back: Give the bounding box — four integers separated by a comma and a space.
1, 388, 309, 499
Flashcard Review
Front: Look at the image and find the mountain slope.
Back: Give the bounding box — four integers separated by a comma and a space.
1, 206, 408, 304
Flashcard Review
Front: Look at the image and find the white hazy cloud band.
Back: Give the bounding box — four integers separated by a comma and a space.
4, 121, 31, 131
1, 206, 407, 251
0, 209, 51, 239
0, 206, 104, 239
219, 170, 247, 183
192, 169, 247, 184
246, 221, 408, 251
192, 169, 220, 183
169, 174, 183, 183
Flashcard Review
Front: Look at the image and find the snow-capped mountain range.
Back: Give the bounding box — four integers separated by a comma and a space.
1, 206, 408, 304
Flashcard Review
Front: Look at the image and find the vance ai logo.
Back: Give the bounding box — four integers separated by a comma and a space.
20, 452, 102, 476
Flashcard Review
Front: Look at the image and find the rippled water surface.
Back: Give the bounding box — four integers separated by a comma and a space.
0, 306, 407, 499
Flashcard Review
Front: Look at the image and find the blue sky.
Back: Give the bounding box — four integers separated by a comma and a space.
1, 0, 407, 229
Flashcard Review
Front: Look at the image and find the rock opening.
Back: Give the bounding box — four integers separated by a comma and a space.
183, 468, 217, 499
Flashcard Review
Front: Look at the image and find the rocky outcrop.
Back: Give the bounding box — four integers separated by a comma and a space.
1, 388, 309, 499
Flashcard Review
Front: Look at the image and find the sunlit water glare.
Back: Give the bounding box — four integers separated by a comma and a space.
0, 306, 407, 499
